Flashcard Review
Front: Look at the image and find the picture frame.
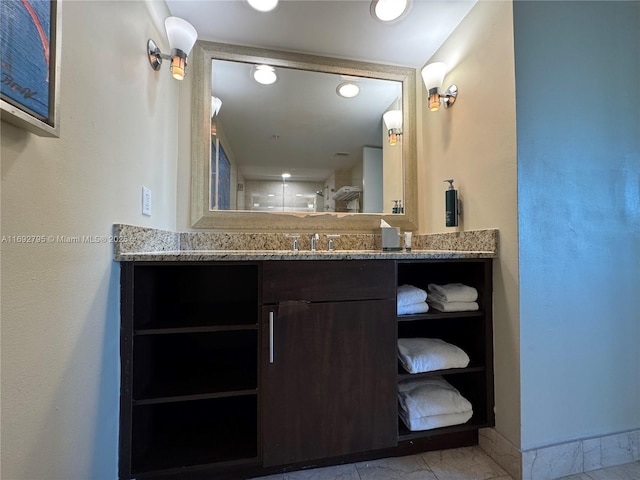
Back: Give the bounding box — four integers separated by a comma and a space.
0, 0, 61, 137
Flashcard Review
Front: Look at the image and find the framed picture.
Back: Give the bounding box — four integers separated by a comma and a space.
0, 0, 61, 137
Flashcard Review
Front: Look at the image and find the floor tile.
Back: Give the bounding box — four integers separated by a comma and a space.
422, 446, 510, 480
285, 463, 361, 480
582, 461, 640, 480
356, 453, 437, 480
248, 475, 286, 480
555, 474, 592, 480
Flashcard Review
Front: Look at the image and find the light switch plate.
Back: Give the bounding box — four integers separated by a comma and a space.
142, 186, 152, 216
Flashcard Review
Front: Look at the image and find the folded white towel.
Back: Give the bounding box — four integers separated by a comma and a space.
428, 283, 478, 303
397, 284, 427, 307
399, 407, 472, 431
397, 302, 429, 316
398, 338, 470, 373
427, 299, 479, 312
397, 376, 472, 418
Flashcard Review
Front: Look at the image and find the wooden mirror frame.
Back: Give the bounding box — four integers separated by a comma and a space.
190, 41, 417, 232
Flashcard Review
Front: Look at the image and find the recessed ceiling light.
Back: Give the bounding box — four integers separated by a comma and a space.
247, 0, 279, 13
371, 0, 409, 23
253, 65, 277, 85
336, 82, 360, 98
281, 173, 291, 179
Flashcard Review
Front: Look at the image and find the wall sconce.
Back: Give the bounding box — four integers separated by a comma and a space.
420, 62, 458, 111
383, 109, 402, 146
211, 96, 222, 117
147, 17, 198, 81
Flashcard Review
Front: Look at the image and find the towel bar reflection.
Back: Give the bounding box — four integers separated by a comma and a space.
269, 311, 275, 363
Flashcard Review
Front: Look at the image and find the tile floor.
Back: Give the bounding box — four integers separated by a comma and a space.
251, 446, 640, 480
558, 461, 640, 480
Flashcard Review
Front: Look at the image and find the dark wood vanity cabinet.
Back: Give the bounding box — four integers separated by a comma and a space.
261, 261, 397, 467
119, 257, 494, 480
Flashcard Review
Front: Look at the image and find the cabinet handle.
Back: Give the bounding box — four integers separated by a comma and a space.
269, 311, 275, 364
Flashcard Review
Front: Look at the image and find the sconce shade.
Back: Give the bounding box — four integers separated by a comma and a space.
421, 62, 457, 112
421, 62, 446, 92
211, 96, 222, 117
383, 109, 402, 130
165, 17, 198, 56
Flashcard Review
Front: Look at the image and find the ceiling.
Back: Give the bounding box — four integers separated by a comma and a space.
166, 0, 476, 68
165, 0, 476, 183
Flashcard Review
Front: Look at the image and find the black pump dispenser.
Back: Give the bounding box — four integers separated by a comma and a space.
444, 179, 459, 227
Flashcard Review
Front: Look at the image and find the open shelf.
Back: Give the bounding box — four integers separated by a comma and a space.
133, 264, 259, 330
397, 310, 484, 321
397, 412, 490, 442
131, 395, 258, 475
133, 330, 258, 402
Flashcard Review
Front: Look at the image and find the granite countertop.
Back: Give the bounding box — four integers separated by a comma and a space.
115, 249, 496, 262
112, 224, 498, 262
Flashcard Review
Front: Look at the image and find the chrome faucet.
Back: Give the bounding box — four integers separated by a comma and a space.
327, 234, 340, 251
285, 234, 300, 252
310, 233, 319, 251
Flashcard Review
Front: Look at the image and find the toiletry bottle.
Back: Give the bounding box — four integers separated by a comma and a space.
444, 179, 458, 227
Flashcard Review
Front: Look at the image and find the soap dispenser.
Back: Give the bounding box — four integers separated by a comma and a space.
443, 179, 459, 227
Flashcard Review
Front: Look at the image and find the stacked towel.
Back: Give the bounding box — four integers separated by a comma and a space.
397, 338, 470, 374
427, 283, 479, 312
398, 376, 473, 431
397, 284, 429, 315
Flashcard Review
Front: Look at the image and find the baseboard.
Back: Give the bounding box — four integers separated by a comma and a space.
479, 427, 640, 480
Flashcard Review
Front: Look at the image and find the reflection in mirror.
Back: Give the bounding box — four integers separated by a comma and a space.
209, 59, 403, 214
190, 41, 417, 232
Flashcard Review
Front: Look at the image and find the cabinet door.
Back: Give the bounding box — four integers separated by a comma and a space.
262, 299, 397, 467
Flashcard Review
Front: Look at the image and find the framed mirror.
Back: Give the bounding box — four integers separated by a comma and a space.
191, 41, 417, 232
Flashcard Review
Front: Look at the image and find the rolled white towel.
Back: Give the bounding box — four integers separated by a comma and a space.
397, 302, 429, 316
397, 284, 427, 307
427, 299, 479, 313
397, 338, 470, 373
427, 283, 478, 303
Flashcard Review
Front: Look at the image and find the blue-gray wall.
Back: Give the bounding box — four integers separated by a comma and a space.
514, 1, 640, 449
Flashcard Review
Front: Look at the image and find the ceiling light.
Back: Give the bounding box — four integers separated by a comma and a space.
371, 0, 409, 22
147, 17, 198, 81
336, 82, 360, 98
421, 62, 458, 111
281, 173, 291, 179
253, 65, 277, 85
247, 0, 279, 12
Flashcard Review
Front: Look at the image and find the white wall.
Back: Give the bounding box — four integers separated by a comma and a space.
417, 0, 521, 447
514, 0, 640, 450
1, 1, 180, 478
362, 146, 383, 213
